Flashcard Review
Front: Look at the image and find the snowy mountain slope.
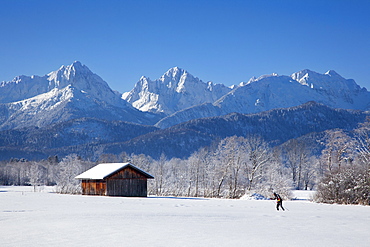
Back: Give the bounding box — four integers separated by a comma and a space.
45, 61, 126, 107
122, 67, 231, 115
155, 103, 223, 129
0, 62, 161, 130
0, 61, 119, 105
0, 118, 158, 153
155, 70, 370, 128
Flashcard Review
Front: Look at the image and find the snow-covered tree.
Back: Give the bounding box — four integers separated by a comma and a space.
243, 136, 271, 192
320, 129, 354, 173
282, 139, 312, 189
254, 147, 292, 199
28, 163, 47, 190
55, 154, 87, 194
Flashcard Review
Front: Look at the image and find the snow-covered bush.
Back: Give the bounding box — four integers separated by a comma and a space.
316, 121, 370, 205
315, 166, 370, 205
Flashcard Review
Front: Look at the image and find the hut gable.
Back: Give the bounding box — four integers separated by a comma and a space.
107, 166, 148, 179
75, 163, 153, 197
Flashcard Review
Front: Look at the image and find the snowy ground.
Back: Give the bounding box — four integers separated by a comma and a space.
1, 187, 369, 247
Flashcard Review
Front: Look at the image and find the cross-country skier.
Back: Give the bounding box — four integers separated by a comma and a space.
272, 192, 285, 211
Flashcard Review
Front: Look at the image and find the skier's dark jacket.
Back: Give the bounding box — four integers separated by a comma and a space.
273, 193, 282, 202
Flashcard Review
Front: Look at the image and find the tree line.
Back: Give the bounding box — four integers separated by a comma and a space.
0, 121, 369, 205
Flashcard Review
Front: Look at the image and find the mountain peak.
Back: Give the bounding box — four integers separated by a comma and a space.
291, 69, 319, 81
43, 61, 130, 108
168, 66, 185, 72
162, 67, 188, 80
159, 67, 195, 92
67, 61, 87, 72
324, 70, 342, 78
72, 60, 82, 67
50, 61, 87, 81
63, 61, 91, 75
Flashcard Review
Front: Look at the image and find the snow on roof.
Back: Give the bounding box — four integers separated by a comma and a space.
75, 163, 153, 180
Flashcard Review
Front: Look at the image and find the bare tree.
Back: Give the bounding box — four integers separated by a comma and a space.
282, 139, 311, 189
212, 137, 237, 198
187, 148, 210, 197
354, 118, 370, 167
152, 153, 167, 196
209, 135, 271, 198
244, 136, 271, 192
321, 129, 354, 173
301, 156, 318, 190
28, 162, 48, 191
163, 158, 188, 196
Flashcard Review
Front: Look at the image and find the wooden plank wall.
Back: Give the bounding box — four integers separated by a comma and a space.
106, 179, 147, 197
81, 180, 106, 196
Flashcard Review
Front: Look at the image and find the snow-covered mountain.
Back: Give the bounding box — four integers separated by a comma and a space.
2, 63, 370, 161
122, 67, 231, 115
215, 70, 370, 113
2, 63, 369, 131
0, 61, 161, 130
155, 70, 370, 128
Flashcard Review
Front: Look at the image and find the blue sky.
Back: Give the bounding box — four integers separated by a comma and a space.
1, 0, 369, 93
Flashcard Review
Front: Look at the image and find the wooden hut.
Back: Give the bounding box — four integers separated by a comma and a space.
75, 163, 154, 197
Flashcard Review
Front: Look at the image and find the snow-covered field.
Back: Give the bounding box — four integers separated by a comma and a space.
1, 187, 369, 247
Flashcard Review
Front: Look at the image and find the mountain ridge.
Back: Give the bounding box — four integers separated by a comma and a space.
155, 69, 370, 128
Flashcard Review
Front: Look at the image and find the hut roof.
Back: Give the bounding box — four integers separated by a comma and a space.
75, 163, 154, 180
